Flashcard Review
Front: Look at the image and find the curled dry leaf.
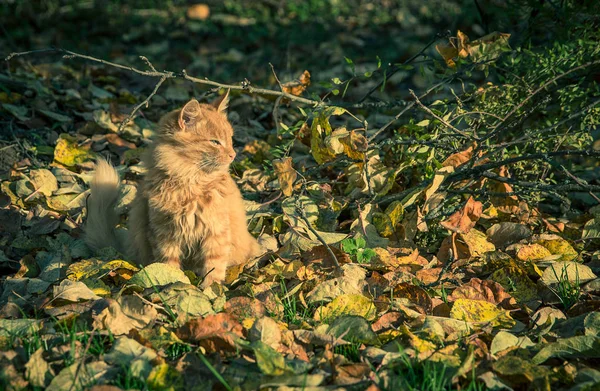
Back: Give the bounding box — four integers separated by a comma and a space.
282, 70, 311, 96
440, 196, 483, 234
92, 295, 158, 335
176, 312, 244, 355
273, 157, 297, 197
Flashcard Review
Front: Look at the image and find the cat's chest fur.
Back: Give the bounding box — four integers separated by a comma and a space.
146, 175, 232, 241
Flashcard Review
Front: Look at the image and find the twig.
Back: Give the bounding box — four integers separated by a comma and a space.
5, 47, 322, 106
480, 59, 600, 143
409, 89, 477, 140
118, 74, 167, 132
68, 327, 97, 391
368, 80, 446, 142
358, 32, 444, 103
139, 55, 157, 72
295, 200, 340, 269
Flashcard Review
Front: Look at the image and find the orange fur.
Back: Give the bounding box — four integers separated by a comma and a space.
85, 92, 260, 287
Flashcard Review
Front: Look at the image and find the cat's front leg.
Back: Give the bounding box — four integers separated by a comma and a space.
197, 233, 232, 288
150, 217, 184, 269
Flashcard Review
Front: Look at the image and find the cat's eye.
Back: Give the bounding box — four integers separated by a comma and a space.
210, 140, 221, 146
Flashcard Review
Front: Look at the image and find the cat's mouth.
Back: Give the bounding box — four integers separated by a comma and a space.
198, 159, 229, 173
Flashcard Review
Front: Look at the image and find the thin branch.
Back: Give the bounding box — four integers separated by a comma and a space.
139, 55, 157, 72
451, 149, 600, 182
118, 74, 167, 132
368, 80, 446, 142
480, 59, 600, 143
296, 201, 340, 269
68, 327, 97, 391
481, 171, 600, 193
409, 89, 477, 140
358, 32, 444, 103
5, 47, 322, 106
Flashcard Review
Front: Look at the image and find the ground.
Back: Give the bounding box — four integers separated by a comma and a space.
1, 1, 600, 390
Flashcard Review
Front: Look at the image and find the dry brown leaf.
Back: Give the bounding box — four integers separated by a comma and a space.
282, 70, 311, 96
393, 283, 433, 314
176, 313, 244, 355
449, 278, 517, 309
224, 296, 267, 321
441, 144, 475, 168
440, 196, 483, 233
273, 157, 297, 196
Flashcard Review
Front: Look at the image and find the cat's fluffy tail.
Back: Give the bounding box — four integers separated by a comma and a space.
84, 158, 122, 252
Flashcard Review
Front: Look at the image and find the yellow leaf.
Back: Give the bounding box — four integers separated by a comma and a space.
53, 134, 95, 168
459, 228, 495, 257
315, 294, 377, 322
536, 237, 578, 262
516, 244, 552, 262
450, 298, 515, 328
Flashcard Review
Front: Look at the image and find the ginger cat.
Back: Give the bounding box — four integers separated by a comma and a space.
85, 91, 261, 287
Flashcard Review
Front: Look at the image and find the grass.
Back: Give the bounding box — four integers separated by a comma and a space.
278, 278, 314, 326
378, 350, 486, 391
111, 365, 148, 390
165, 342, 193, 361
334, 342, 362, 363
550, 263, 582, 310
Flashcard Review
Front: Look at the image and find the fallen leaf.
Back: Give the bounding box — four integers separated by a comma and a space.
441, 196, 483, 234
450, 298, 515, 328
129, 262, 191, 288
53, 134, 95, 168
176, 313, 244, 355
315, 294, 377, 322
326, 315, 379, 345
105, 336, 157, 379
449, 278, 516, 309
92, 295, 158, 335
273, 157, 297, 196
541, 262, 597, 286
532, 335, 600, 364
486, 222, 532, 248
25, 348, 54, 388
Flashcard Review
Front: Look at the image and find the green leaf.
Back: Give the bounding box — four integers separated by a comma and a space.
532, 335, 600, 364
251, 341, 289, 376
105, 336, 157, 379
416, 119, 430, 127
326, 315, 379, 344
129, 263, 191, 288
2, 103, 29, 121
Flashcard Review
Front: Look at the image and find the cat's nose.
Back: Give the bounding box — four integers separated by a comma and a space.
228, 150, 236, 160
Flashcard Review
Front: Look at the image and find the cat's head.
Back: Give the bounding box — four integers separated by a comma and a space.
154, 91, 236, 178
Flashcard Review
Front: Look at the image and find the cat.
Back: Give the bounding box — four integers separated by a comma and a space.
85, 90, 261, 287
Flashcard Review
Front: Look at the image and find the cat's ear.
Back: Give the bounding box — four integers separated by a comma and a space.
211, 89, 230, 113
178, 98, 201, 130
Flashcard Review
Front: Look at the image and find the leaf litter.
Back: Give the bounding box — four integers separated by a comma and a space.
0, 9, 600, 391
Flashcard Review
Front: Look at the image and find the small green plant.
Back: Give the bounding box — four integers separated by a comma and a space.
278, 278, 313, 325
341, 237, 376, 264
334, 342, 361, 363
111, 365, 148, 390
550, 264, 581, 310
380, 350, 485, 391
165, 342, 193, 360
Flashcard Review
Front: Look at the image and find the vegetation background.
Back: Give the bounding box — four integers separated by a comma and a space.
1, 1, 600, 390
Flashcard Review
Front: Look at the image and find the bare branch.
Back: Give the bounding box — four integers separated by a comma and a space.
5, 47, 322, 106
409, 89, 477, 140
481, 59, 600, 143
118, 74, 168, 132
296, 201, 341, 269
